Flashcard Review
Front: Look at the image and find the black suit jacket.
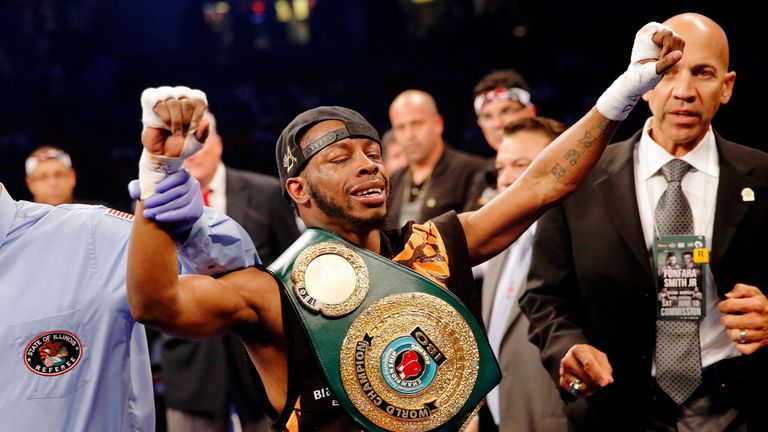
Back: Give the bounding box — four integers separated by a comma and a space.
224, 168, 300, 265
386, 146, 487, 228
520, 131, 768, 429
162, 167, 300, 420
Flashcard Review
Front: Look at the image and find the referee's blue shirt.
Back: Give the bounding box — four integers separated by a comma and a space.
0, 185, 258, 431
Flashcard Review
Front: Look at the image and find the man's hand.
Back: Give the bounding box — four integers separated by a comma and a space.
651, 28, 685, 75
596, 22, 684, 121
719, 283, 768, 355
633, 22, 685, 75
138, 87, 210, 200
128, 169, 204, 238
140, 87, 209, 157
560, 344, 614, 398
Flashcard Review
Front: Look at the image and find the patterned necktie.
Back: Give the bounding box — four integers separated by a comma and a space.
654, 158, 702, 404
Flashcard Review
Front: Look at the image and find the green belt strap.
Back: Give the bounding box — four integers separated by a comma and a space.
269, 228, 501, 432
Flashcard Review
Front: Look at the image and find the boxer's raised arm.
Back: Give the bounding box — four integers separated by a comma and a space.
461, 23, 685, 264
127, 87, 274, 338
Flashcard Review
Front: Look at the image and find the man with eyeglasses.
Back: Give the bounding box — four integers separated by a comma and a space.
24, 146, 80, 206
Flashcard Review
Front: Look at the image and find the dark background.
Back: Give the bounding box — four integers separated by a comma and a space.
0, 1, 762, 211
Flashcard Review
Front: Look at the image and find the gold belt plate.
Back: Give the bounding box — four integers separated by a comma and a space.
340, 292, 479, 431
291, 241, 370, 317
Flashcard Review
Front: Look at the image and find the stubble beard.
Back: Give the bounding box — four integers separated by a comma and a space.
308, 182, 388, 232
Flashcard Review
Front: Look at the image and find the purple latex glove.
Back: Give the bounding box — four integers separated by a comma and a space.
127, 169, 204, 237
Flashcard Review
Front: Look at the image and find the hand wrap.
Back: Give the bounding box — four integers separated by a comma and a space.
138, 86, 208, 199
596, 22, 675, 121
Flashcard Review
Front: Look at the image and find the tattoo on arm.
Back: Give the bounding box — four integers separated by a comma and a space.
578, 117, 613, 147
551, 164, 566, 179
547, 117, 615, 183
578, 131, 595, 149
564, 149, 581, 166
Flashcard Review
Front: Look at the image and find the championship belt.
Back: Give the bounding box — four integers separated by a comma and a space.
269, 228, 501, 431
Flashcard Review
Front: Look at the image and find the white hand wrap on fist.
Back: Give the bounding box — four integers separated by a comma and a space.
596, 22, 675, 121
139, 86, 208, 199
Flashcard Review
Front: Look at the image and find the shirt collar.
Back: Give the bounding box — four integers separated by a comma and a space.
638, 118, 719, 181
0, 184, 16, 246
206, 163, 227, 194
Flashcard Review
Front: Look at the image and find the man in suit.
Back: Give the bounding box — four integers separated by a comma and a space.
521, 13, 768, 430
162, 112, 301, 432
387, 89, 487, 228
476, 117, 583, 432
463, 70, 539, 299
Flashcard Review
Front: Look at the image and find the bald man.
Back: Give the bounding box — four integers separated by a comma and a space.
387, 89, 486, 228
521, 13, 768, 430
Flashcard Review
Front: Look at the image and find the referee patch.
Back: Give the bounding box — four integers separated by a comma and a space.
24, 330, 83, 376
105, 208, 134, 222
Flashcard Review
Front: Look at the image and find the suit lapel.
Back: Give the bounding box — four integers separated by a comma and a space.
711, 136, 758, 277
486, 248, 527, 347
224, 168, 245, 221
494, 237, 533, 344
482, 251, 508, 326
594, 136, 652, 274
504, 289, 524, 336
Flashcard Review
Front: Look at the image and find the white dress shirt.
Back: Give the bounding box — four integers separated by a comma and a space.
204, 162, 227, 214
486, 223, 536, 424
634, 118, 739, 369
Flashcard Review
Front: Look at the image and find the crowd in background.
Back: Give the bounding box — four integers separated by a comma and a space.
2, 3, 767, 432
1, 1, 761, 211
